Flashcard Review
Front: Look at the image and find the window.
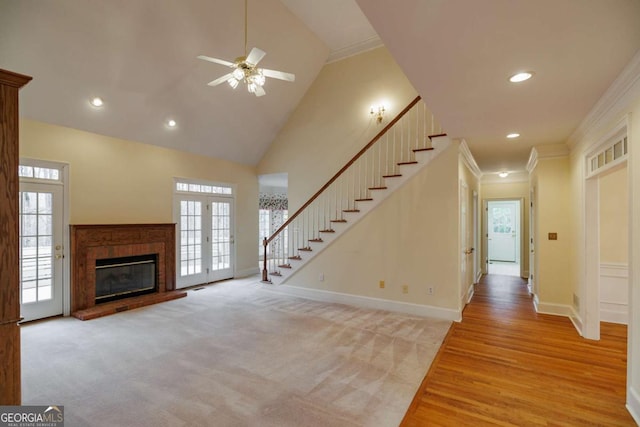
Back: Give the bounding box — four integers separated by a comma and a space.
587, 135, 628, 177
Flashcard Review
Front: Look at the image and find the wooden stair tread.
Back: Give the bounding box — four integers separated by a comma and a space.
319, 229, 335, 233
342, 209, 360, 213
288, 255, 302, 260
355, 198, 373, 202
428, 132, 447, 140
368, 186, 387, 190
299, 247, 313, 252
270, 272, 282, 277
278, 264, 292, 269
398, 161, 418, 165
330, 219, 347, 223
382, 174, 402, 178
309, 238, 324, 242
413, 147, 434, 152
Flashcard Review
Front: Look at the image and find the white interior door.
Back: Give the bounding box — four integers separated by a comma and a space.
19, 182, 64, 321
488, 201, 517, 262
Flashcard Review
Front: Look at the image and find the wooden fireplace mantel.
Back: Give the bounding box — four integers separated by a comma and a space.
70, 223, 185, 319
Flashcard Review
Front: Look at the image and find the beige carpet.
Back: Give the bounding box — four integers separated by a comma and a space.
21, 277, 451, 426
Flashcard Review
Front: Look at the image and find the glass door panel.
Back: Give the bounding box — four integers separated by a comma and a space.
210, 199, 234, 282
176, 197, 208, 288
19, 182, 63, 321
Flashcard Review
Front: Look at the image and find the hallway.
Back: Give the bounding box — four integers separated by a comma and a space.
401, 274, 634, 426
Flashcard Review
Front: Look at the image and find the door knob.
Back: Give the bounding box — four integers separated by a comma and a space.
55, 254, 64, 259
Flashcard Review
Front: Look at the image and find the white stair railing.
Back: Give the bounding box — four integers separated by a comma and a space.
262, 96, 443, 282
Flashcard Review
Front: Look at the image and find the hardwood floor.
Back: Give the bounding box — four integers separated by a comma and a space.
402, 274, 635, 426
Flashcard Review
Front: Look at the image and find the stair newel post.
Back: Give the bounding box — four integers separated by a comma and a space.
262, 237, 268, 282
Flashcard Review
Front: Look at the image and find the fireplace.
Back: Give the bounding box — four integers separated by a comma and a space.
95, 254, 158, 303
70, 224, 186, 320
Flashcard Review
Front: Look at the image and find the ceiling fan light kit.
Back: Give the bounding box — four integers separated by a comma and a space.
197, 0, 295, 97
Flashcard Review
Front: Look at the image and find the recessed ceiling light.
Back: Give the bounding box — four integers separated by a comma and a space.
509, 72, 533, 83
167, 119, 177, 128
498, 172, 509, 178
507, 133, 520, 139
89, 97, 104, 107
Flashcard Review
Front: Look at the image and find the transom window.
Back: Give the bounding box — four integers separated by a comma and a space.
176, 179, 232, 195
587, 135, 627, 177
18, 165, 61, 182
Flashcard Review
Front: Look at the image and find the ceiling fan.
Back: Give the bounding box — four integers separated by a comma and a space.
197, 0, 295, 97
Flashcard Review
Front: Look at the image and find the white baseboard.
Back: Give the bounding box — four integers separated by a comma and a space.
475, 270, 483, 283
464, 283, 474, 305
266, 284, 462, 322
235, 267, 260, 278
533, 295, 583, 336
628, 386, 640, 425
569, 306, 584, 337
600, 304, 629, 324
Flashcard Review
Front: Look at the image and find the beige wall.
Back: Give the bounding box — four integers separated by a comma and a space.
481, 180, 530, 277
20, 119, 259, 276
599, 165, 628, 264
529, 156, 573, 306
257, 47, 419, 211
285, 142, 460, 310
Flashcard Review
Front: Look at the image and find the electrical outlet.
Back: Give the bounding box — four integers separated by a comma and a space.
379, 280, 385, 289
319, 273, 324, 282
428, 287, 434, 295
402, 285, 409, 294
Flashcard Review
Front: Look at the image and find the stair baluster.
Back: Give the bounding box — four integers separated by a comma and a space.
262, 96, 444, 283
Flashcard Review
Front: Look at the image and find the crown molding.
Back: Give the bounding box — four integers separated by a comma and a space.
458, 139, 483, 179
526, 147, 538, 173
326, 36, 384, 63
568, 49, 640, 149
527, 144, 569, 173
481, 171, 529, 184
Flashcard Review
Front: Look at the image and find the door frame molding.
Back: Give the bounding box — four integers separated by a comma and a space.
173, 178, 236, 288
582, 117, 629, 340
19, 158, 70, 317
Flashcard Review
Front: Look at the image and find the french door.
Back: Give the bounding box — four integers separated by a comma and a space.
19, 182, 64, 321
176, 195, 235, 288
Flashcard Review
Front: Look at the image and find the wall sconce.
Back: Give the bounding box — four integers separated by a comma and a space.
370, 105, 386, 124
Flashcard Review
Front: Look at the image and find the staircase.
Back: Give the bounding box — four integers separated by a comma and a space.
262, 96, 449, 284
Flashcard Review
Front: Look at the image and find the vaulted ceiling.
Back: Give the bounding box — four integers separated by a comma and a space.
2, 0, 639, 174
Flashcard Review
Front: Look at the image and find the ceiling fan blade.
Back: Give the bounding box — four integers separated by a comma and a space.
246, 47, 266, 66
262, 68, 296, 82
197, 55, 235, 68
207, 73, 234, 87
254, 85, 266, 97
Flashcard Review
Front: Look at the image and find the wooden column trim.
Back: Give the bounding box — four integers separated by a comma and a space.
0, 68, 32, 405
